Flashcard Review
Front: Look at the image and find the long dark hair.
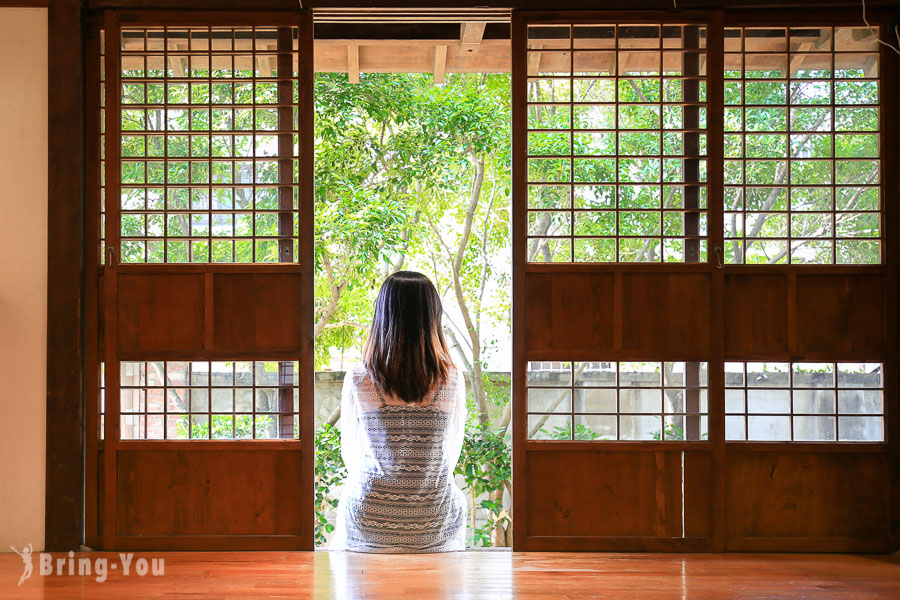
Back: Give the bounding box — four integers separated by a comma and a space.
363, 271, 453, 403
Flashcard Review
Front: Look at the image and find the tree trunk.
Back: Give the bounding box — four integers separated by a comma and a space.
488, 487, 508, 546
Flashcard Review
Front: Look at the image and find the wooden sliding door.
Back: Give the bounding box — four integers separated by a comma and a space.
512, 10, 723, 551
717, 16, 896, 552
511, 10, 897, 552
99, 10, 314, 550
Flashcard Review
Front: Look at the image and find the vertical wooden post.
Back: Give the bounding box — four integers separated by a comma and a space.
46, 0, 85, 551
706, 9, 727, 552
510, 9, 527, 551
83, 13, 104, 550
880, 12, 900, 551
102, 9, 122, 551
297, 7, 316, 549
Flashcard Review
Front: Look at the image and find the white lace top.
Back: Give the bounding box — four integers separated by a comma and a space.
329, 362, 468, 553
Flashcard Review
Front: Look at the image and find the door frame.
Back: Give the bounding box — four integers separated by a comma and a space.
93, 8, 315, 550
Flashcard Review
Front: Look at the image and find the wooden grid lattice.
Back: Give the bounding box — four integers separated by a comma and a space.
723, 26, 882, 264
111, 26, 300, 263
100, 30, 107, 265
117, 360, 299, 440
524, 23, 709, 263
724, 361, 884, 441
526, 361, 709, 441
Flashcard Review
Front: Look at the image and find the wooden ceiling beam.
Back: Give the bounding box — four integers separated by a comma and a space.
459, 21, 487, 55
433, 44, 448, 83
527, 43, 542, 76
348, 44, 360, 83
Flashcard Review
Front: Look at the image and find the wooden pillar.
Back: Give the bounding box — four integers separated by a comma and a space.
46, 0, 85, 551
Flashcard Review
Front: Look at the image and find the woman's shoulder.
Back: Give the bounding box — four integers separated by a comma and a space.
445, 363, 464, 388
342, 362, 368, 384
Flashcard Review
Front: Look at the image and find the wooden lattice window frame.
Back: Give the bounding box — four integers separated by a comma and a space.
722, 25, 883, 265
107, 24, 301, 264
524, 21, 710, 263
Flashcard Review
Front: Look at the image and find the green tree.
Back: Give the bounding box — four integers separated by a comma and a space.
313, 72, 514, 547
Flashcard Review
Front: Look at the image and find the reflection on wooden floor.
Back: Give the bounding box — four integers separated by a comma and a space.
2, 550, 899, 599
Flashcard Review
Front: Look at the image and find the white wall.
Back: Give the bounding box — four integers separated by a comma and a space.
0, 7, 48, 552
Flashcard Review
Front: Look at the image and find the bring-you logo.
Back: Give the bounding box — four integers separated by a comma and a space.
10, 545, 164, 585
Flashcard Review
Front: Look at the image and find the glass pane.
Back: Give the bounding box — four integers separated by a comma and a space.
574, 362, 616, 387
619, 415, 662, 440
619, 389, 661, 414
838, 416, 883, 441
726, 415, 746, 440
573, 388, 617, 413
793, 416, 836, 441
527, 362, 572, 386
748, 415, 791, 441
527, 388, 572, 413
619, 362, 662, 388
574, 415, 616, 440
528, 414, 572, 440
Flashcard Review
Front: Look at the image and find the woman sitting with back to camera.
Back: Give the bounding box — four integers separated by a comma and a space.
329, 271, 468, 553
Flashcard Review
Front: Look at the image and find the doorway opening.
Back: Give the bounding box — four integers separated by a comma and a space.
310, 18, 514, 549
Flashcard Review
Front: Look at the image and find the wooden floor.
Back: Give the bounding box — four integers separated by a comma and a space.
2, 550, 900, 599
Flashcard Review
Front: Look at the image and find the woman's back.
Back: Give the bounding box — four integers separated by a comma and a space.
329, 363, 468, 553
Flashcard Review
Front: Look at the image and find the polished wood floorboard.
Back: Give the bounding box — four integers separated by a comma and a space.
2, 551, 899, 599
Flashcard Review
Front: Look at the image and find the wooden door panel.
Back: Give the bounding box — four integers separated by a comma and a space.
117, 273, 206, 355
524, 273, 614, 354
117, 448, 304, 537
622, 274, 711, 355
523, 272, 713, 358
683, 451, 714, 539
213, 273, 302, 353
725, 450, 891, 551
724, 275, 788, 356
116, 271, 302, 358
525, 450, 712, 539
795, 275, 885, 355
725, 273, 886, 359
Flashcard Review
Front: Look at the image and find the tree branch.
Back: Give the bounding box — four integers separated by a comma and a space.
314, 250, 348, 337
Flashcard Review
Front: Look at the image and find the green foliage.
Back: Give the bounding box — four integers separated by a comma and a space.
457, 421, 511, 500
650, 423, 709, 441
314, 424, 347, 546
178, 414, 273, 439
723, 66, 881, 265
470, 498, 511, 548
313, 72, 512, 368
455, 420, 511, 547
119, 79, 286, 264
540, 422, 602, 441
651, 423, 685, 441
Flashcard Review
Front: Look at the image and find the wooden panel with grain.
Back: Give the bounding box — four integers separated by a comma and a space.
524, 273, 613, 354
725, 450, 891, 549
795, 275, 885, 355
683, 451, 714, 539
525, 450, 712, 540
117, 273, 206, 355
212, 273, 302, 353
116, 449, 304, 537
621, 273, 711, 356
724, 274, 788, 357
